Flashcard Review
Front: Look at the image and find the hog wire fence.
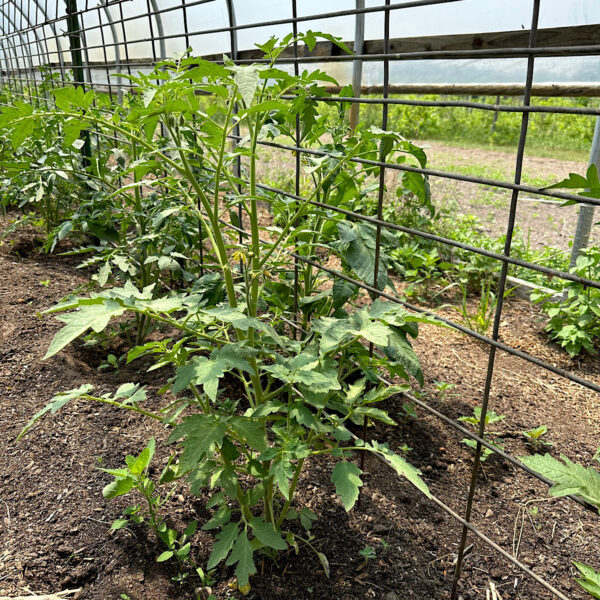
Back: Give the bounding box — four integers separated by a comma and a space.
1, 1, 599, 598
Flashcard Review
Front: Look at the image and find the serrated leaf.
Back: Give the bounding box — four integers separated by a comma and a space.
520, 453, 600, 508
202, 505, 232, 530
371, 441, 431, 498
110, 518, 129, 531
168, 415, 227, 473
184, 520, 198, 538
573, 561, 600, 598
331, 462, 362, 511
250, 517, 287, 550
271, 457, 293, 500
229, 416, 267, 452
231, 65, 264, 107
44, 303, 126, 359
172, 356, 227, 399
207, 522, 239, 570
353, 406, 396, 425
129, 438, 155, 476
226, 529, 257, 587
300, 508, 317, 531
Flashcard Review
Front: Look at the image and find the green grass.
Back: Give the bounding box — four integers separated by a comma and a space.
355, 94, 593, 162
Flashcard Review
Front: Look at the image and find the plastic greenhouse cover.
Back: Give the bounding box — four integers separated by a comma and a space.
1, 0, 599, 85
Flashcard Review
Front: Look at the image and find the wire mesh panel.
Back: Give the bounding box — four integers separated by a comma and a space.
1, 1, 600, 599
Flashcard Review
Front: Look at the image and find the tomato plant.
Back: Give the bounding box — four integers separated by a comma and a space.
8, 33, 437, 591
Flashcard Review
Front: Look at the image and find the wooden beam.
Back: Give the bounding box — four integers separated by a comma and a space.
324, 83, 600, 98
199, 23, 600, 62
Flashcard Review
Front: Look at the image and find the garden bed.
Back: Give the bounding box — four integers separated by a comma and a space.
1, 220, 599, 600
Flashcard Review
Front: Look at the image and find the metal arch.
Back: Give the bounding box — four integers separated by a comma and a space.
148, 0, 166, 60
6, 0, 52, 71
99, 1, 122, 102
29, 0, 67, 73
0, 18, 26, 93
0, 6, 36, 77
0, 22, 15, 89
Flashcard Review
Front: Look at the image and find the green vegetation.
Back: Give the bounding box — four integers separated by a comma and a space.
357, 94, 594, 159
459, 407, 505, 462
521, 451, 600, 599
522, 425, 552, 451
5, 34, 437, 593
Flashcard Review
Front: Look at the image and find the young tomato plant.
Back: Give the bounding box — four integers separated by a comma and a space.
533, 165, 600, 356
458, 407, 505, 461
14, 33, 438, 592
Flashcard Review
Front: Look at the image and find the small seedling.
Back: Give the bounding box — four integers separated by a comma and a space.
433, 380, 456, 400
98, 353, 121, 372
401, 401, 418, 420
522, 425, 552, 450
358, 545, 376, 566
459, 407, 505, 462
39, 279, 50, 287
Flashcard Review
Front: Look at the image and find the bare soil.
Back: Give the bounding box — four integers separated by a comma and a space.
1, 217, 600, 600
420, 140, 594, 252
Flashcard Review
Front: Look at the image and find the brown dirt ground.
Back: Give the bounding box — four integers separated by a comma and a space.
0, 201, 599, 600
420, 140, 594, 252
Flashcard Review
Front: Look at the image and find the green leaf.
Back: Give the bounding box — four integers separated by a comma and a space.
271, 457, 293, 500
110, 518, 129, 531
332, 278, 357, 309
316, 552, 330, 578
184, 520, 198, 538
230, 65, 265, 107
226, 529, 257, 587
129, 438, 155, 476
250, 517, 287, 550
229, 416, 267, 452
331, 462, 363, 511
202, 505, 231, 530
173, 356, 227, 399
520, 453, 600, 508
63, 119, 84, 148
573, 561, 600, 599
181, 59, 229, 81
350, 309, 391, 346
207, 522, 239, 570
337, 221, 388, 290
11, 116, 35, 149
370, 441, 431, 498
353, 406, 396, 426
169, 415, 228, 473
44, 302, 126, 359
299, 508, 318, 531
546, 164, 600, 198
17, 384, 94, 440
156, 550, 174, 563
385, 328, 424, 385
102, 476, 135, 499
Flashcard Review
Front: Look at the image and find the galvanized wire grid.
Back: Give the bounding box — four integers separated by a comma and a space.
0, 1, 598, 598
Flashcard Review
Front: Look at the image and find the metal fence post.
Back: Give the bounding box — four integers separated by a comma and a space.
65, 0, 91, 168
349, 0, 364, 130
569, 114, 600, 269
